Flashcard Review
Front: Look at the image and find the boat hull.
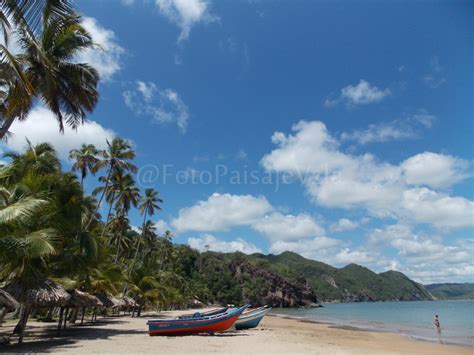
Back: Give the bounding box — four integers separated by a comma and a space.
235, 307, 271, 330
147, 306, 247, 336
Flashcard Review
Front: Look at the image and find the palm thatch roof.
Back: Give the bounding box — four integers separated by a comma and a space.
93, 293, 115, 308
5, 279, 70, 308
0, 289, 19, 312
122, 296, 138, 308
67, 289, 102, 308
110, 297, 126, 308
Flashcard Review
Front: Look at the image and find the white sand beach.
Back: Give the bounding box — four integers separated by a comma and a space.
0, 310, 471, 354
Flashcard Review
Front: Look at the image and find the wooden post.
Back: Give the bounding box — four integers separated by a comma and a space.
81, 307, 86, 325
63, 307, 69, 330
57, 307, 64, 335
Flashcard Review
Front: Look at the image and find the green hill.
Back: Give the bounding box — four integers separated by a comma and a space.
252, 251, 433, 302
425, 283, 474, 300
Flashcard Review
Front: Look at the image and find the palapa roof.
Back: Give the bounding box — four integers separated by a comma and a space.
5, 279, 70, 308
93, 293, 115, 308
0, 289, 19, 312
110, 297, 126, 308
67, 289, 103, 308
122, 296, 138, 307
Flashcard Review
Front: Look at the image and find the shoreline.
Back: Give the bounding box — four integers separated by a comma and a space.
0, 309, 472, 354
269, 313, 473, 349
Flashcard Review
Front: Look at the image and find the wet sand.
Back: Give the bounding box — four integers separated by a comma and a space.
0, 310, 471, 354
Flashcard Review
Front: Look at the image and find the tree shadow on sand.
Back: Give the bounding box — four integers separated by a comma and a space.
0, 318, 144, 353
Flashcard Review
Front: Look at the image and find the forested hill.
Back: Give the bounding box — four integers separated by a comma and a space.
184, 249, 434, 306
425, 283, 474, 300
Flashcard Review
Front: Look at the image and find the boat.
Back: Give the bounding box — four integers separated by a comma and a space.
235, 305, 272, 330
176, 306, 228, 319
147, 305, 248, 335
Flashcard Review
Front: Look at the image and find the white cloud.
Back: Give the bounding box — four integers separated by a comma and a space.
401, 152, 469, 189
330, 218, 359, 232
78, 17, 125, 82
154, 220, 171, 235
401, 188, 474, 229
261, 120, 473, 229
341, 111, 436, 145
123, 81, 189, 132
171, 192, 326, 242
325, 80, 391, 107
155, 0, 218, 42
188, 234, 262, 254
171, 193, 272, 232
253, 212, 325, 241
367, 224, 473, 283
4, 106, 116, 160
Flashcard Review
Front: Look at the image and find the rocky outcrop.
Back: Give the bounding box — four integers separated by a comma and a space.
229, 257, 317, 307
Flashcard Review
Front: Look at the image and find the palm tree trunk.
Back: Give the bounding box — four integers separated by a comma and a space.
16, 304, 30, 344
100, 191, 116, 238
129, 208, 148, 276
0, 116, 16, 140
85, 165, 113, 231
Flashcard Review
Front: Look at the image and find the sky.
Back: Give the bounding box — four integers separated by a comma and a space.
2, 0, 473, 284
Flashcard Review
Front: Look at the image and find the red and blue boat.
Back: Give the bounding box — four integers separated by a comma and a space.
147, 305, 248, 335
235, 305, 272, 330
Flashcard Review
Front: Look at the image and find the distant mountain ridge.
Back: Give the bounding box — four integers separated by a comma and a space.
192, 250, 434, 305
251, 251, 433, 302
425, 283, 474, 300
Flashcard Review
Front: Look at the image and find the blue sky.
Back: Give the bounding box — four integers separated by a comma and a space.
3, 0, 473, 283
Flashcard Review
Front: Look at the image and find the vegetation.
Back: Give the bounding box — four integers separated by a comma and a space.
426, 283, 474, 300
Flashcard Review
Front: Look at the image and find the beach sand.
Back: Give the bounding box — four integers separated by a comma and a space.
0, 310, 471, 354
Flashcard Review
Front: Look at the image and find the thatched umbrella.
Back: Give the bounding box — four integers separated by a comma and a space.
66, 290, 102, 325
93, 293, 114, 308
0, 289, 19, 326
5, 279, 70, 343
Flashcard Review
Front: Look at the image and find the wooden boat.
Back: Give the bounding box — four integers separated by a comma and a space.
235, 305, 272, 330
147, 305, 248, 335
176, 307, 228, 319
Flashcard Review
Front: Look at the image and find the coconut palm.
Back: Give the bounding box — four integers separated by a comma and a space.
128, 189, 162, 274
69, 144, 99, 193
86, 138, 137, 230
0, 2, 99, 140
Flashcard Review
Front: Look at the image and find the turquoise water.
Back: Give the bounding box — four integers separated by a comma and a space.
271, 300, 474, 347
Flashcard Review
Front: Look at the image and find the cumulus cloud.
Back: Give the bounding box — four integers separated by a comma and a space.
171, 193, 273, 232
261, 120, 473, 229
368, 224, 473, 283
78, 17, 125, 81
401, 152, 469, 189
4, 106, 116, 160
188, 234, 262, 254
253, 212, 325, 241
171, 192, 326, 242
123, 80, 189, 132
154, 220, 171, 235
325, 80, 391, 107
330, 218, 359, 232
341, 110, 436, 145
155, 0, 218, 42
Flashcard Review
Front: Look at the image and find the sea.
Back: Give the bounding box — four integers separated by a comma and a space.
271, 300, 474, 347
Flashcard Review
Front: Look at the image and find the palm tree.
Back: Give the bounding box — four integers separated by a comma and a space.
85, 138, 137, 231
0, 2, 99, 140
69, 144, 99, 193
129, 189, 162, 275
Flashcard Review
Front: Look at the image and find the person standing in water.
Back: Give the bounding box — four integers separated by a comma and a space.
434, 315, 442, 343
